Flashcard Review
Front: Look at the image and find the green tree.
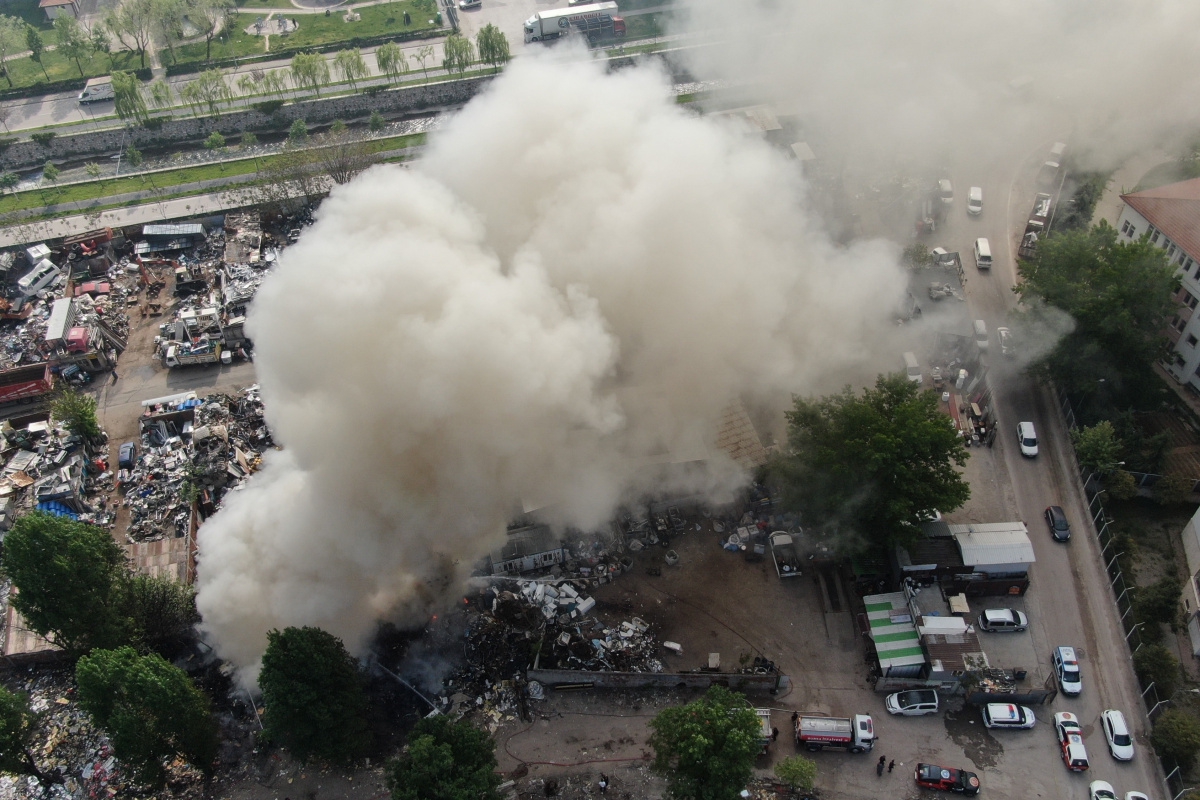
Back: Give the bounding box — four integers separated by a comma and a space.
774, 754, 817, 792
240, 130, 258, 148
1017, 222, 1177, 417
148, 78, 173, 110
385, 715, 502, 800
150, 0, 185, 64
647, 686, 761, 800
1136, 575, 1183, 628
203, 130, 225, 150
1155, 474, 1194, 506
90, 23, 111, 67
125, 144, 143, 168
84, 161, 101, 181
53, 15, 91, 77
475, 24, 509, 73
375, 41, 407, 84
40, 161, 58, 188
333, 48, 367, 91
772, 373, 970, 551
259, 627, 371, 764
1, 512, 130, 654
368, 109, 385, 133
0, 687, 60, 787
76, 647, 218, 787
290, 52, 328, 97
24, 25, 48, 81
112, 70, 148, 124
0, 17, 27, 88
124, 574, 199, 659
1071, 420, 1123, 475
1052, 171, 1109, 233
1107, 469, 1138, 501
52, 386, 101, 438
0, 172, 18, 194
106, 0, 155, 68
1152, 709, 1200, 770
410, 44, 434, 80
194, 0, 235, 61
1133, 643, 1181, 699
181, 69, 232, 116
287, 117, 308, 146
902, 242, 934, 270
442, 34, 473, 78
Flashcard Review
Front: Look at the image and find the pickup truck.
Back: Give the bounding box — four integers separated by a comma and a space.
769, 531, 802, 578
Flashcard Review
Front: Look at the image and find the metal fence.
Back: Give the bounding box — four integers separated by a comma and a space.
1057, 388, 1193, 799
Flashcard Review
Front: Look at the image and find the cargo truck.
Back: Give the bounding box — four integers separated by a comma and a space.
0, 364, 54, 404
165, 343, 222, 368
794, 714, 876, 753
524, 2, 625, 43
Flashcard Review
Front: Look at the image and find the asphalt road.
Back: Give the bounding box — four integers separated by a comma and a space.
933, 148, 1167, 799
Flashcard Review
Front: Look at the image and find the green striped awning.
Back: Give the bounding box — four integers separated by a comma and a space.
863, 591, 926, 670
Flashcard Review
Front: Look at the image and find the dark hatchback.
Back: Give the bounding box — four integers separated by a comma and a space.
915, 763, 980, 796
1045, 505, 1071, 542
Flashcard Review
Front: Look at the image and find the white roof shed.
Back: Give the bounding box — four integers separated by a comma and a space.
949, 523, 1036, 568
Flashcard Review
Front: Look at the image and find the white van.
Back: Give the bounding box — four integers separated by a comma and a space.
78, 76, 114, 104
967, 186, 983, 215
903, 352, 921, 384
17, 258, 61, 297
974, 320, 988, 351
974, 237, 992, 270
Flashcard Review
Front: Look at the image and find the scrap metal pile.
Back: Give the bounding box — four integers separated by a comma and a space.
124, 387, 272, 542
0, 419, 116, 529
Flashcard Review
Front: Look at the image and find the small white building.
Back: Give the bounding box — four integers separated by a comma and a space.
38, 0, 79, 20
949, 522, 1037, 577
1180, 506, 1200, 657
1115, 177, 1200, 390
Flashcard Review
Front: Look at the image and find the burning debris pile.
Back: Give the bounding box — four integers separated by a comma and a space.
123, 387, 273, 542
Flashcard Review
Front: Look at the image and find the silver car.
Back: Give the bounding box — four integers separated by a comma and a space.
978, 608, 1028, 632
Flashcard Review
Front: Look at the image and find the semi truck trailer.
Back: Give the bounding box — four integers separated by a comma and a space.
524, 2, 625, 43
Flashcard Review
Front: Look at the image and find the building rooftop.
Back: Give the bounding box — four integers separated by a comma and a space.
949, 523, 1036, 566
863, 591, 926, 671
38, 0, 77, 7
1121, 176, 1200, 261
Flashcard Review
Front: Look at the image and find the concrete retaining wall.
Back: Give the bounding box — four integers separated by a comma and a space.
528, 668, 789, 693
1, 76, 493, 172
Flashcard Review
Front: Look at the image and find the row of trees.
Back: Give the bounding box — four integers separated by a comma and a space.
105, 0, 235, 67
0, 14, 112, 86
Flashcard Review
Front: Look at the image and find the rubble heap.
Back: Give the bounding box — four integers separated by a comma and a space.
0, 419, 116, 532
125, 387, 273, 542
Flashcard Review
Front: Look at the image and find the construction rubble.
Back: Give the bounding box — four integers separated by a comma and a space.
124, 387, 272, 542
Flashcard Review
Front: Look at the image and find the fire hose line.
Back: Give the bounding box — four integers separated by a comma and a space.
504, 711, 657, 767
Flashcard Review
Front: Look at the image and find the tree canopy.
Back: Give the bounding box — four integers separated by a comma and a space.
475, 24, 509, 73
647, 686, 762, 800
771, 373, 970, 552
1017, 221, 1178, 419
259, 626, 371, 764
385, 715, 502, 800
51, 387, 101, 439
76, 647, 218, 787
111, 71, 148, 124
0, 687, 58, 787
1153, 709, 1200, 770
2, 512, 130, 654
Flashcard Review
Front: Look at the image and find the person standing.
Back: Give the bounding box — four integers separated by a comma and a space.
598, 774, 608, 793
888, 759, 895, 773
876, 755, 886, 776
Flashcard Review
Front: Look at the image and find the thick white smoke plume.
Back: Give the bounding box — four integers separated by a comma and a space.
680, 0, 1200, 173
195, 54, 908, 682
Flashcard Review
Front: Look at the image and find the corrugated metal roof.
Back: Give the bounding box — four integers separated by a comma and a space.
949, 523, 1035, 566
864, 592, 926, 670
142, 223, 205, 238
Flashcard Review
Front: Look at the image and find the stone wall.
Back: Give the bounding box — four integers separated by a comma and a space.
0, 77, 493, 172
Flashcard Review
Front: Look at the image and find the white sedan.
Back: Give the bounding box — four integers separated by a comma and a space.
1101, 709, 1135, 761
1089, 781, 1117, 800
